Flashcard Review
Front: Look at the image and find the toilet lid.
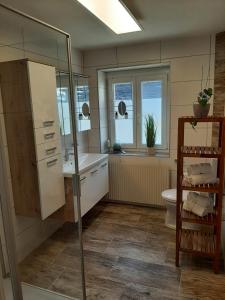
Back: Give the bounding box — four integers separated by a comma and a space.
161, 189, 188, 202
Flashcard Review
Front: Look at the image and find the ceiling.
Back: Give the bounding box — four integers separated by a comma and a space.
1, 0, 225, 50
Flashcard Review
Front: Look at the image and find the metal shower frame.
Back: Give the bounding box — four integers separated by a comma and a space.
0, 2, 86, 300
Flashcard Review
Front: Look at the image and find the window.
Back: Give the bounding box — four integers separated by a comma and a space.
108, 67, 169, 152
113, 82, 134, 145
57, 87, 71, 135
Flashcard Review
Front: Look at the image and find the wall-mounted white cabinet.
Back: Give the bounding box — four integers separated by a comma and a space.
59, 156, 109, 222
79, 159, 109, 218
0, 59, 65, 220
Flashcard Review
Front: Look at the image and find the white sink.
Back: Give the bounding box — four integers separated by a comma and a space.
63, 153, 108, 177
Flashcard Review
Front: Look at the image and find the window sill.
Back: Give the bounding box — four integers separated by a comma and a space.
108, 151, 170, 158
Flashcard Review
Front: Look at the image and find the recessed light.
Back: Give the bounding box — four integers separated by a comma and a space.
77, 0, 142, 34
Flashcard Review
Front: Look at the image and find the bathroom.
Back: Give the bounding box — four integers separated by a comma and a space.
1, 1, 225, 299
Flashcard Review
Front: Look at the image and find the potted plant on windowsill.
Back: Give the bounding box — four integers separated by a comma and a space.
145, 114, 157, 155
193, 87, 213, 118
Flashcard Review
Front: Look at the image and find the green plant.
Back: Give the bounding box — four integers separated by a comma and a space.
145, 114, 157, 147
190, 119, 198, 130
113, 143, 122, 152
197, 88, 213, 106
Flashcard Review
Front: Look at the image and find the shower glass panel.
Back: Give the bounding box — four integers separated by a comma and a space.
0, 4, 85, 300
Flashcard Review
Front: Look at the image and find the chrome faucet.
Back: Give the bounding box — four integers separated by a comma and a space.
64, 148, 74, 161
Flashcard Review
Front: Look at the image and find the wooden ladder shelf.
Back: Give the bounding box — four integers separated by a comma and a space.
176, 116, 225, 273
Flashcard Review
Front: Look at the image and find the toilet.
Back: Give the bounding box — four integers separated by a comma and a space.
162, 189, 188, 230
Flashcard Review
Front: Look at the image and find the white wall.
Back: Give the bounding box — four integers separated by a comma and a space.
0, 40, 87, 269
83, 35, 215, 188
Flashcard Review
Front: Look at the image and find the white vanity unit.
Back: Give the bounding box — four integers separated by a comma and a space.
63, 153, 109, 221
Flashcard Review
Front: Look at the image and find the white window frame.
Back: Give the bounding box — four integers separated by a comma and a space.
107, 67, 170, 153
136, 72, 169, 151
108, 75, 137, 149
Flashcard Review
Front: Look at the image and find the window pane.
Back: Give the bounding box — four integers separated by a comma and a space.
113, 82, 134, 144
76, 85, 89, 102
141, 81, 162, 145
57, 87, 71, 135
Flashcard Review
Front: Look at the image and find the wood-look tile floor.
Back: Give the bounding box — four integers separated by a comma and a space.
19, 202, 225, 300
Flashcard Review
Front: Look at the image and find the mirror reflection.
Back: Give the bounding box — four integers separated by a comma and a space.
56, 71, 91, 151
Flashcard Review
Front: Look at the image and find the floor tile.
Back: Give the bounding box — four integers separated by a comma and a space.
19, 201, 225, 300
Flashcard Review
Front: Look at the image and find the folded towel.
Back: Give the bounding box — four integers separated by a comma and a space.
183, 173, 218, 185
183, 194, 196, 212
187, 163, 212, 176
183, 192, 214, 217
192, 204, 212, 217
188, 192, 214, 208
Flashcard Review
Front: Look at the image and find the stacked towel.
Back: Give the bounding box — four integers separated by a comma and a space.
187, 163, 212, 176
183, 174, 218, 185
184, 162, 218, 185
183, 192, 214, 217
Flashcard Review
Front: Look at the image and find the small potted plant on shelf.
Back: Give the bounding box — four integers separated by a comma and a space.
193, 87, 213, 118
145, 114, 156, 155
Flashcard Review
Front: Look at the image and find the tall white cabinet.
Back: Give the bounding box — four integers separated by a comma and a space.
0, 59, 65, 220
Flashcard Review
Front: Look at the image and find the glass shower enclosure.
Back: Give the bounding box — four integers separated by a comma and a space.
0, 3, 86, 300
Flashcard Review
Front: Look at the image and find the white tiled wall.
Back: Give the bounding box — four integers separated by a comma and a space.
0, 42, 86, 268
83, 35, 215, 187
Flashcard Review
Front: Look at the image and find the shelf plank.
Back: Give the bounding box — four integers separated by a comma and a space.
180, 146, 222, 158
181, 183, 220, 193
181, 209, 216, 225
180, 229, 216, 257
179, 116, 224, 123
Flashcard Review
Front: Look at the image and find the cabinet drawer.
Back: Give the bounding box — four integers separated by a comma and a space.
79, 173, 91, 217
34, 125, 60, 145
36, 139, 61, 161
37, 154, 65, 220
98, 160, 109, 198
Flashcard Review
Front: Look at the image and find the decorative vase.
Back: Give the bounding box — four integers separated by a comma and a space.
147, 147, 155, 155
193, 103, 210, 118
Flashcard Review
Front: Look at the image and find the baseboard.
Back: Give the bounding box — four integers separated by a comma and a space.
102, 198, 166, 210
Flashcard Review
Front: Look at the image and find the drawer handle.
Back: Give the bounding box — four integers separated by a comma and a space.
46, 147, 57, 155
43, 120, 54, 127
44, 132, 55, 140
80, 176, 86, 182
47, 158, 58, 167
90, 169, 98, 175
101, 163, 107, 168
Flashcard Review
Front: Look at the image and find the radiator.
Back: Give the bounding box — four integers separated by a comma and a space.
108, 157, 169, 207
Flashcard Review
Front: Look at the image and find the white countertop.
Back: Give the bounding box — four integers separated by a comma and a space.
63, 153, 108, 177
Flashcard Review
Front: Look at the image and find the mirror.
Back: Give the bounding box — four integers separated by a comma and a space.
118, 101, 126, 116
56, 71, 91, 151
82, 103, 90, 117
75, 76, 91, 131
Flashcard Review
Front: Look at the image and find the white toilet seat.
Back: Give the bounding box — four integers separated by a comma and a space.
161, 188, 188, 203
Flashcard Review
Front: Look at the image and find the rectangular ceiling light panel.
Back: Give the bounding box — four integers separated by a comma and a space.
77, 0, 141, 34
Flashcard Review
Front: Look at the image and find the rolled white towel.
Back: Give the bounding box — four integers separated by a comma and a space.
187, 163, 212, 176
184, 173, 218, 185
